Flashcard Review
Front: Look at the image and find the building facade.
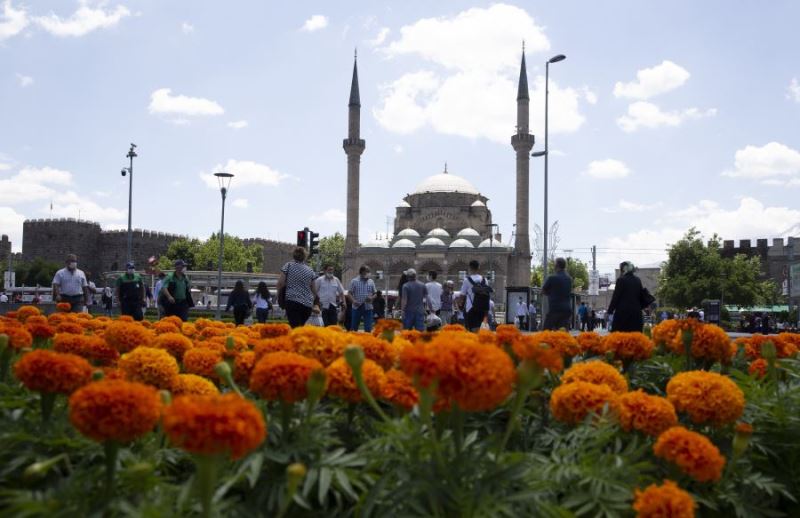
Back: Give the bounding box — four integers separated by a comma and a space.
342, 52, 535, 299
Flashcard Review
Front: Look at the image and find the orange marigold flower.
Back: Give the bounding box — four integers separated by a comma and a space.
745, 334, 798, 360
16, 305, 42, 323
56, 302, 72, 312
748, 358, 768, 379
399, 329, 423, 344
633, 480, 696, 518
346, 332, 398, 370
258, 323, 292, 338
382, 368, 418, 411
55, 321, 85, 335
119, 346, 180, 389
104, 321, 154, 353
666, 371, 744, 426
511, 335, 564, 373
605, 332, 654, 362
652, 319, 695, 346
171, 373, 219, 396
654, 426, 726, 482
182, 348, 224, 381
735, 422, 753, 435
152, 321, 181, 335
2, 325, 33, 351
98, 366, 126, 380
495, 324, 522, 346
666, 323, 733, 364
26, 321, 56, 340
561, 361, 628, 394
618, 390, 678, 437
208, 334, 248, 357
250, 352, 325, 403
69, 380, 161, 443
181, 322, 197, 337
199, 326, 228, 340
292, 327, 347, 366
527, 330, 581, 357
162, 393, 266, 460
577, 331, 609, 356
253, 336, 296, 360
53, 333, 120, 365
153, 332, 194, 360
372, 318, 402, 336
399, 341, 441, 389
550, 381, 618, 424
234, 351, 257, 387
14, 350, 93, 394
441, 323, 466, 332
326, 357, 386, 403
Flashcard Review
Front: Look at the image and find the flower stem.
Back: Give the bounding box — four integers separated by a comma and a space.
280, 400, 293, 444
194, 455, 220, 518
103, 441, 119, 501
40, 392, 56, 424
0, 338, 12, 383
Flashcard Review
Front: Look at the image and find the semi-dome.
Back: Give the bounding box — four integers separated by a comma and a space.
426, 228, 450, 237
420, 237, 446, 247
397, 200, 411, 207
396, 228, 420, 238
392, 238, 417, 248
471, 200, 486, 207
449, 238, 475, 248
456, 227, 480, 237
413, 172, 479, 195
478, 238, 506, 248
363, 240, 389, 248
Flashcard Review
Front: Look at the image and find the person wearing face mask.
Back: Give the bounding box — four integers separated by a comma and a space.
347, 265, 377, 332
314, 264, 344, 327
115, 261, 146, 321
160, 259, 195, 321
51, 254, 90, 313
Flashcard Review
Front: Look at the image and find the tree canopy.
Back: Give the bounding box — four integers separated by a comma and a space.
658, 228, 772, 309
319, 233, 345, 278
14, 258, 61, 287
530, 257, 589, 291
157, 234, 262, 272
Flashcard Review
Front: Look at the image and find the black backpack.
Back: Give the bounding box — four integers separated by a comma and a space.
467, 276, 491, 313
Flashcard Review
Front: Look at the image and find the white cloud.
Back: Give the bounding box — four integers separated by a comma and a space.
0, 0, 28, 41
47, 190, 125, 222
721, 142, 800, 179
0, 166, 73, 204
310, 209, 346, 223
617, 101, 716, 132
34, 0, 130, 37
374, 71, 440, 134
613, 60, 690, 100
582, 87, 598, 105
787, 78, 800, 103
227, 120, 248, 130
16, 166, 72, 185
367, 27, 389, 46
15, 72, 33, 87
603, 199, 662, 213
0, 206, 25, 251
232, 198, 248, 209
181, 21, 194, 34
200, 159, 289, 189
582, 159, 631, 180
393, 144, 404, 154
148, 88, 224, 117
301, 14, 328, 32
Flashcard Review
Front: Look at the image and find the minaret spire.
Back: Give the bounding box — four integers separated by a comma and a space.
349, 50, 360, 107
517, 43, 529, 101
510, 45, 534, 288
344, 54, 366, 277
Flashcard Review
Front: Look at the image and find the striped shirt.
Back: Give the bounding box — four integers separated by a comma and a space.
349, 276, 376, 308
281, 261, 316, 307
52, 267, 88, 296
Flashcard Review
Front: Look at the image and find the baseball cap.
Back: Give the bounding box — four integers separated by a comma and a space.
406, 268, 417, 277
174, 259, 187, 267
126, 261, 135, 269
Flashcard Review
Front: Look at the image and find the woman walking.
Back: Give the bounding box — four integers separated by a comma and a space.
253, 281, 272, 323
607, 261, 650, 332
277, 247, 318, 328
226, 280, 253, 326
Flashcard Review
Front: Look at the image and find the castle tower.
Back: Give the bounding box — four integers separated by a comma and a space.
510, 47, 534, 286
343, 54, 365, 281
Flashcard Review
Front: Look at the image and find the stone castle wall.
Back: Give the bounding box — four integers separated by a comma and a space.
0, 235, 11, 266
721, 237, 800, 286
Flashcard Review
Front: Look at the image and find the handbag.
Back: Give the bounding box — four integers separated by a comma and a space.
640, 287, 656, 309
278, 263, 290, 308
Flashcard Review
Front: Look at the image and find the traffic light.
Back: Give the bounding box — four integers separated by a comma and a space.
296, 228, 308, 248
309, 231, 320, 257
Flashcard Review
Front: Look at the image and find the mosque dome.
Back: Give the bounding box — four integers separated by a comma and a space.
471, 200, 486, 207
392, 239, 417, 248
413, 171, 479, 195
426, 228, 450, 238
363, 240, 389, 248
478, 238, 506, 248
456, 227, 480, 237
449, 238, 475, 248
420, 237, 446, 247
396, 228, 420, 238
397, 200, 411, 207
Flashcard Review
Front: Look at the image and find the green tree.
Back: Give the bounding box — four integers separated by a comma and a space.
319, 233, 345, 278
14, 258, 61, 287
157, 238, 202, 270
530, 258, 589, 290
659, 228, 767, 309
157, 235, 262, 272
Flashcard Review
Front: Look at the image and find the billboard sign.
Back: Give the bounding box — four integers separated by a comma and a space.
791, 263, 800, 298
588, 270, 599, 296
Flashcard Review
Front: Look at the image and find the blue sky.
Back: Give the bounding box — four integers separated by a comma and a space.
2, 1, 799, 274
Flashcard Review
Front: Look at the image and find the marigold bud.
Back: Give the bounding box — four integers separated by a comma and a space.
306, 368, 327, 403
344, 345, 365, 371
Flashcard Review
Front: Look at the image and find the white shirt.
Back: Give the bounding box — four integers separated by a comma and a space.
529, 303, 536, 315
314, 275, 344, 309
459, 274, 484, 312
254, 293, 271, 309
52, 267, 88, 296
425, 281, 443, 311
0, 293, 7, 303
516, 301, 528, 316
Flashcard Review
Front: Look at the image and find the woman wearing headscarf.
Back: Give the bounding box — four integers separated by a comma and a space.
607, 261, 650, 332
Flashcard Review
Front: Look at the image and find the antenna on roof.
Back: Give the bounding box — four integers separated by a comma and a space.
444, 162, 448, 173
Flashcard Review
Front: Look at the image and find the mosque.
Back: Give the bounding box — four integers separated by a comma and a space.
342, 51, 536, 301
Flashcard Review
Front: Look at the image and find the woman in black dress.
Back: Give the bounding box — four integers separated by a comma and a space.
607, 261, 646, 332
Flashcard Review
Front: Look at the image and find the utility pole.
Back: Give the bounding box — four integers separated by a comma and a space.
592, 245, 597, 272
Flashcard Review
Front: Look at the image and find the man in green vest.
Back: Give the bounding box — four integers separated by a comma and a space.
159, 259, 194, 321
115, 261, 146, 321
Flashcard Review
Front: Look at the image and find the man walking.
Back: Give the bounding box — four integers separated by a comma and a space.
542, 257, 573, 330
115, 262, 146, 321
52, 254, 90, 313
159, 259, 194, 321
515, 297, 528, 329
439, 280, 455, 324
315, 264, 345, 327
154, 272, 166, 318
459, 260, 492, 332
348, 265, 377, 332
401, 269, 429, 331
578, 302, 588, 331
528, 300, 537, 331
425, 271, 443, 315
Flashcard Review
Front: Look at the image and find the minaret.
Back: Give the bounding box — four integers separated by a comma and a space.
343, 53, 365, 278
511, 45, 534, 286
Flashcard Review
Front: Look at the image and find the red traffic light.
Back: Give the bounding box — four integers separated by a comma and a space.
297, 230, 307, 247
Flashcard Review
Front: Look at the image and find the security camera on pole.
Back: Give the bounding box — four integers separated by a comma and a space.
121, 143, 137, 264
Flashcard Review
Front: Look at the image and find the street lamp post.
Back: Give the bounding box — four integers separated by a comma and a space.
121, 143, 137, 264
486, 223, 499, 302
214, 172, 234, 320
